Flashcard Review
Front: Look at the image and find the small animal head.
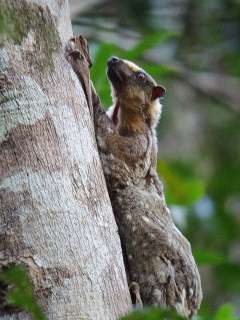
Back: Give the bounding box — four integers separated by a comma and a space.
107, 57, 166, 129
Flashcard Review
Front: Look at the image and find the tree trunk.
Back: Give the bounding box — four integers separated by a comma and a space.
0, 1, 131, 319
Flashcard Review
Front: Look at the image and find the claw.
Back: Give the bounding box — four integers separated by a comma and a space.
66, 36, 92, 67
65, 35, 94, 116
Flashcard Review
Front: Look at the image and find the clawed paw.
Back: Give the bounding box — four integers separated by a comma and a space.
66, 35, 92, 67
66, 37, 81, 60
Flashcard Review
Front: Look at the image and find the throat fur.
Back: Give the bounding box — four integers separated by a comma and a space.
118, 101, 149, 135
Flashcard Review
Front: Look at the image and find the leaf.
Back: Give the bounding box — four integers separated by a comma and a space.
0, 265, 46, 320
157, 160, 205, 206
193, 249, 225, 266
214, 304, 238, 320
121, 307, 186, 320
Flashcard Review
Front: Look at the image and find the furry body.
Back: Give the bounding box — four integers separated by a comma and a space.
93, 58, 202, 317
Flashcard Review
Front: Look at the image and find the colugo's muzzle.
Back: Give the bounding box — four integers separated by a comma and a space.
107, 57, 132, 87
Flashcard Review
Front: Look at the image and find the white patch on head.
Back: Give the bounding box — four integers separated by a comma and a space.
123, 59, 142, 72
123, 59, 157, 84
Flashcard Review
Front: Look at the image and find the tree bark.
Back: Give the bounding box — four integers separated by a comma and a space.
0, 0, 131, 319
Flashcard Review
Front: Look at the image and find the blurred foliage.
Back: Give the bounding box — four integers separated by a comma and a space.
120, 305, 240, 320
213, 304, 240, 320
0, 265, 46, 320
113, 0, 153, 31
1, 264, 239, 320
157, 160, 205, 206
121, 307, 185, 320
193, 249, 225, 266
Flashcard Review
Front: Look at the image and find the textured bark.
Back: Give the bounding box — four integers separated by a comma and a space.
0, 1, 131, 319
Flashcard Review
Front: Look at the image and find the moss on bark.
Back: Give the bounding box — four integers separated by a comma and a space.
0, 0, 60, 70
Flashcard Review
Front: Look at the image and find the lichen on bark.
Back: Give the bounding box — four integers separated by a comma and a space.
0, 0, 60, 70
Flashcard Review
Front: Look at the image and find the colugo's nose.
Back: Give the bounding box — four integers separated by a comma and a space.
107, 56, 120, 67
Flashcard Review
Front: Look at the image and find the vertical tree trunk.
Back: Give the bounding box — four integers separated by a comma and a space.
0, 1, 131, 319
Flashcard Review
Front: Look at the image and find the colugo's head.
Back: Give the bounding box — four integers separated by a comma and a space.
107, 57, 166, 127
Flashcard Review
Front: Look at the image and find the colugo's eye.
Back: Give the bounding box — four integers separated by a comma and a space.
136, 72, 146, 81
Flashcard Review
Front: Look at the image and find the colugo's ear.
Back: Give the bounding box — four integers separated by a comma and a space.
151, 85, 166, 100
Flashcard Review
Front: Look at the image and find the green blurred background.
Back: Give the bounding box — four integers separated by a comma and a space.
71, 0, 240, 318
